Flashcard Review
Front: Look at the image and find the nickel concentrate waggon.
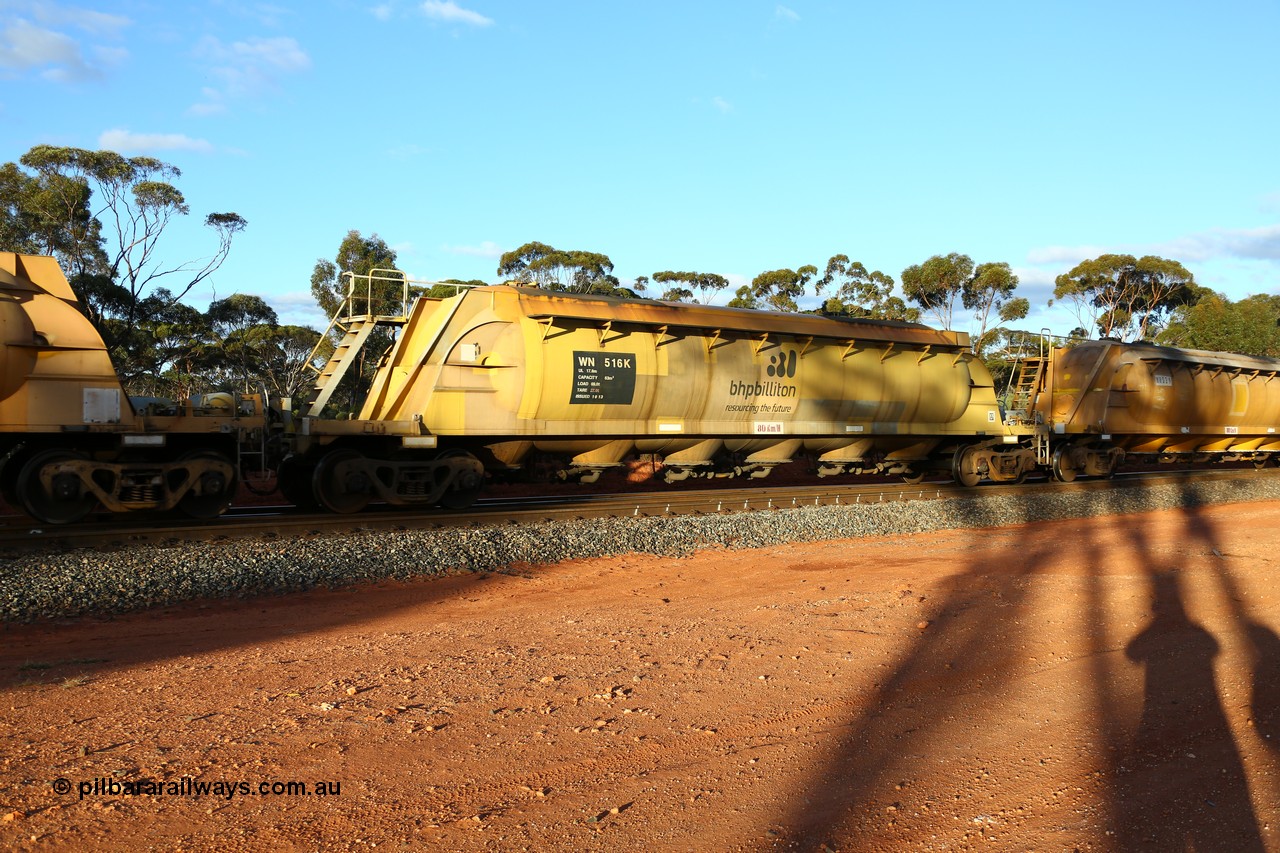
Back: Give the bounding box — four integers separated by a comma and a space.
1, 251, 1278, 524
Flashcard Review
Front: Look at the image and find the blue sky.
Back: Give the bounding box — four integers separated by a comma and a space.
2, 0, 1278, 337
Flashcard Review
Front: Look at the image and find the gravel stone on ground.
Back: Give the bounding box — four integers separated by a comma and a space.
1, 475, 1275, 623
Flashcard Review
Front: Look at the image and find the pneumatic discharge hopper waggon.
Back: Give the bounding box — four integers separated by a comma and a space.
280, 269, 1010, 514
3, 253, 1279, 524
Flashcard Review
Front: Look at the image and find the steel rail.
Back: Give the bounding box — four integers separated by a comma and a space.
0, 467, 1271, 555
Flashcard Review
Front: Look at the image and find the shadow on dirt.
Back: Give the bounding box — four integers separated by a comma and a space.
0, 568, 528, 687
779, 480, 1275, 851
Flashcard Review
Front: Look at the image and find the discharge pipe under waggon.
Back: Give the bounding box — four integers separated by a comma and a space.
293, 283, 1017, 511
0, 253, 267, 524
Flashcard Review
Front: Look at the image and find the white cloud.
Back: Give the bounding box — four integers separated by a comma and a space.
267, 291, 328, 328
31, 4, 130, 37
98, 129, 215, 154
187, 87, 228, 117
1161, 225, 1280, 263
711, 96, 733, 114
190, 34, 312, 111
1027, 225, 1280, 270
0, 18, 96, 80
421, 1, 494, 27
443, 241, 503, 258
775, 5, 800, 22
0, 3, 131, 82
371, 4, 394, 21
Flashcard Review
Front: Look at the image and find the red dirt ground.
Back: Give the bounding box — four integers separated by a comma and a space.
3, 499, 1280, 851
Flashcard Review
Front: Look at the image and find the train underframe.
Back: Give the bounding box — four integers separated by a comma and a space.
463, 432, 1273, 493
10, 429, 1273, 524
0, 435, 244, 525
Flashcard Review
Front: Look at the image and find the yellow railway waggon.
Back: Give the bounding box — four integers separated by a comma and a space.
3, 254, 1278, 523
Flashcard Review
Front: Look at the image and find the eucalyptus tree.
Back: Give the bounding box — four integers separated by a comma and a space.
310, 230, 403, 320
497, 241, 637, 296
751, 265, 818, 312
816, 254, 918, 321
309, 230, 403, 414
1158, 293, 1280, 356
651, 270, 729, 304
0, 160, 105, 268
964, 262, 1029, 355
900, 253, 973, 330
2, 145, 245, 382
16, 145, 245, 317
206, 294, 279, 393
726, 285, 759, 309
1052, 254, 1196, 341
260, 325, 327, 403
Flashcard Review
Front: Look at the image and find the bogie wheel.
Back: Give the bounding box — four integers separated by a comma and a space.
901, 470, 926, 485
177, 451, 237, 519
313, 450, 372, 514
1051, 446, 1078, 483
437, 449, 484, 510
277, 454, 319, 509
951, 446, 982, 488
18, 450, 96, 524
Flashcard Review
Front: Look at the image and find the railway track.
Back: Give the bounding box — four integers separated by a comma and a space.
0, 467, 1268, 554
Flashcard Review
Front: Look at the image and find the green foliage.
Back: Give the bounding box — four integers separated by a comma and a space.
0, 161, 105, 268
1158, 292, 1280, 356
119, 290, 322, 404
751, 265, 818, 312
310, 230, 402, 319
205, 294, 279, 392
965, 262, 1028, 355
413, 279, 489, 299
16, 145, 245, 309
309, 230, 404, 413
1051, 253, 1196, 341
726, 285, 758, 309
815, 254, 919, 322
651, 270, 729, 304
981, 328, 1049, 405
900, 253, 973, 330
2, 144, 245, 383
497, 241, 638, 297
900, 253, 1027, 353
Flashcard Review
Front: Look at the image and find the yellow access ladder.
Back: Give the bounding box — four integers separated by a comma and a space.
303, 269, 410, 417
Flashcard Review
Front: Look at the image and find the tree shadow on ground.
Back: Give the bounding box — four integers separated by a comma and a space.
777, 481, 1272, 851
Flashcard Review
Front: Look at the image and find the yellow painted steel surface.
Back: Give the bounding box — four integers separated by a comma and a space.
359, 286, 1005, 465
0, 253, 130, 430
0, 252, 267, 440
1042, 340, 1280, 453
